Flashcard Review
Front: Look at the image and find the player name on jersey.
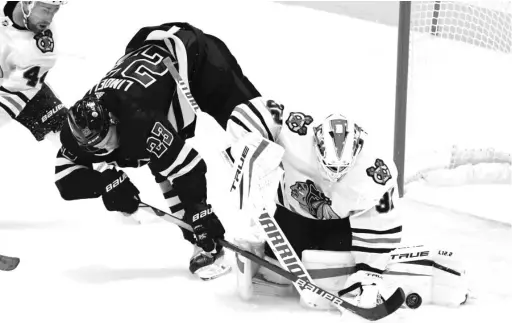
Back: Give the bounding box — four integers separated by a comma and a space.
95, 78, 134, 92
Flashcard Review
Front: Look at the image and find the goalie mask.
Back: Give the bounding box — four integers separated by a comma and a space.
313, 114, 366, 182
68, 95, 118, 154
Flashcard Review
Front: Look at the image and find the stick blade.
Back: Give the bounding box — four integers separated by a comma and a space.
342, 287, 405, 321
0, 255, 20, 271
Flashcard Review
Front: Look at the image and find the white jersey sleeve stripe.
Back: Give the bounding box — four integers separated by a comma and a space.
54, 165, 88, 182
0, 86, 30, 103
231, 106, 268, 139
166, 153, 202, 183
0, 95, 24, 117
244, 100, 274, 141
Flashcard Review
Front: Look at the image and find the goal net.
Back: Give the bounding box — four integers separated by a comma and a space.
395, 1, 512, 194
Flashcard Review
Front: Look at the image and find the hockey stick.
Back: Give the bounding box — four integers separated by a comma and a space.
0, 254, 20, 271
139, 202, 404, 321
161, 44, 234, 167
137, 201, 230, 280
138, 201, 192, 231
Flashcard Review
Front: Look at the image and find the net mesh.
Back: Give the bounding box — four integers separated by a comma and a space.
404, 1, 512, 187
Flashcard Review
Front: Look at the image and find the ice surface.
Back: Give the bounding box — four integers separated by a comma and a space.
0, 2, 509, 323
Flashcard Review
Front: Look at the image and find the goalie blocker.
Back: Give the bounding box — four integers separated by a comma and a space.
236, 242, 469, 309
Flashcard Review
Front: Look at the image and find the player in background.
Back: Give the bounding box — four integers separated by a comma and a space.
0, 1, 68, 142
54, 22, 260, 279
1, 1, 67, 270
228, 97, 469, 309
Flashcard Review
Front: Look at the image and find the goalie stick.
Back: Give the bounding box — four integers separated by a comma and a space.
0, 254, 20, 271
139, 202, 404, 321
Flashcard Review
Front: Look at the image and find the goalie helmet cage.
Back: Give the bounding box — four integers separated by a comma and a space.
393, 1, 512, 197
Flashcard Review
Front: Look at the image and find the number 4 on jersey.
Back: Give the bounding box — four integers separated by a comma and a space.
23, 66, 47, 87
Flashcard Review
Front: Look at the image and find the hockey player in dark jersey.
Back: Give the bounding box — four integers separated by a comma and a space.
54, 22, 260, 279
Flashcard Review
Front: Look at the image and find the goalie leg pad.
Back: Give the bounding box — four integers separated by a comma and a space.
235, 237, 265, 300
431, 248, 470, 306
301, 249, 355, 310
235, 237, 294, 300
252, 256, 294, 297
384, 245, 469, 307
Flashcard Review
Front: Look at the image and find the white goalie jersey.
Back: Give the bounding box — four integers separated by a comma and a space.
227, 97, 399, 221
229, 97, 470, 308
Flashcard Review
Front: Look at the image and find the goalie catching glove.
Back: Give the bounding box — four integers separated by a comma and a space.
101, 169, 140, 214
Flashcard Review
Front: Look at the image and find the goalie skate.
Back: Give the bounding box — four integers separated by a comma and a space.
189, 246, 231, 281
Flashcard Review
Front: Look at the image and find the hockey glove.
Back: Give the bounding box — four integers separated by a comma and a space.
15, 83, 68, 141
101, 169, 140, 214
186, 205, 225, 253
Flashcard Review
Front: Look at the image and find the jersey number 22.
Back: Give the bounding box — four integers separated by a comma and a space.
117, 45, 169, 88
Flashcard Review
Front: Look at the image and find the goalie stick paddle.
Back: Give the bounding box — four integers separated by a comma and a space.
138, 203, 404, 321
0, 254, 20, 271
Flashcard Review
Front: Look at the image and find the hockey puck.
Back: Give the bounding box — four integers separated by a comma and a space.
405, 293, 422, 309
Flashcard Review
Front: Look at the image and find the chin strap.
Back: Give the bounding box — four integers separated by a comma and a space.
20, 2, 35, 30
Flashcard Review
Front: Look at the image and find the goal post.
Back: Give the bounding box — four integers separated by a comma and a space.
394, 1, 412, 197
393, 1, 512, 197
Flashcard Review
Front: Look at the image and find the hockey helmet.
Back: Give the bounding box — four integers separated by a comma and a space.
67, 95, 113, 152
312, 114, 366, 182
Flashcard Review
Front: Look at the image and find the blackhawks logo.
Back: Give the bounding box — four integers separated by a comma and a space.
290, 179, 340, 220
366, 159, 392, 185
286, 112, 313, 136
34, 29, 54, 53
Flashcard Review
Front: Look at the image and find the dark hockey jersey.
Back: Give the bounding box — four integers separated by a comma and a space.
55, 22, 260, 217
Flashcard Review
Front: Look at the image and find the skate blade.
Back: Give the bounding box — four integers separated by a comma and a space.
195, 263, 232, 281
0, 256, 20, 271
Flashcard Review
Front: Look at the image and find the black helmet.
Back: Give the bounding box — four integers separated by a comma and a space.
67, 95, 111, 150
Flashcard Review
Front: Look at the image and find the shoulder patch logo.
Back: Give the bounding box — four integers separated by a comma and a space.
34, 29, 54, 53
290, 179, 340, 220
286, 112, 313, 136
366, 159, 392, 185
